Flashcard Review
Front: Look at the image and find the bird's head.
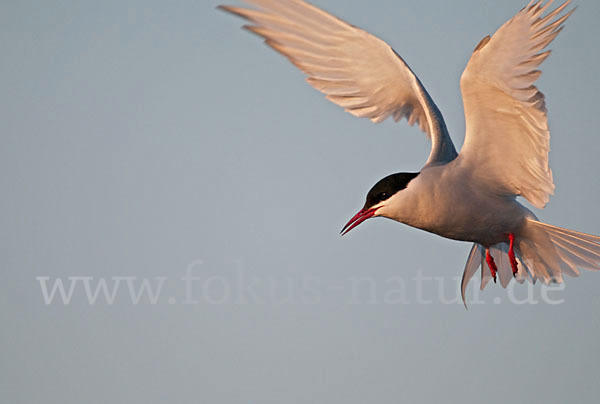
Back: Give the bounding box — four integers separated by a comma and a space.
341, 172, 420, 235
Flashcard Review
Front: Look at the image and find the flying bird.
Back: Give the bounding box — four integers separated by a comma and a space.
218, 0, 600, 304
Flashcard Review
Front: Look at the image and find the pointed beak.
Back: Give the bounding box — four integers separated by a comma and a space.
340, 207, 377, 236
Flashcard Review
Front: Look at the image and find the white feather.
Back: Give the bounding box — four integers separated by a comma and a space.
218, 0, 458, 166
459, 1, 574, 208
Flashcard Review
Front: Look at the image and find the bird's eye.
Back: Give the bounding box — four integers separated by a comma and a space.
378, 192, 388, 201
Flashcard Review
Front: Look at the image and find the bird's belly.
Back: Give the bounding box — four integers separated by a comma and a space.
404, 187, 527, 246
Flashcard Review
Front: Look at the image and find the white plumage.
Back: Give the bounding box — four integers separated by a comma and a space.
220, 0, 600, 306
218, 0, 457, 166
460, 0, 574, 209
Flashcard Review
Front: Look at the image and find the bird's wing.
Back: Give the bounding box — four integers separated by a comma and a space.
458, 0, 574, 208
218, 0, 457, 167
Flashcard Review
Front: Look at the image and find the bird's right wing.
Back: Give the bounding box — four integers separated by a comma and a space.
218, 0, 457, 167
458, 1, 574, 208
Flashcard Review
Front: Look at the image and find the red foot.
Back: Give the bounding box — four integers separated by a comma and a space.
508, 233, 519, 277
485, 249, 498, 283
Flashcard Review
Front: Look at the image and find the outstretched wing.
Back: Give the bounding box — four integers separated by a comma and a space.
219, 0, 457, 167
459, 0, 574, 208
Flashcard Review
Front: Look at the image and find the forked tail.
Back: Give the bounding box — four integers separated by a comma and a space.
461, 219, 600, 306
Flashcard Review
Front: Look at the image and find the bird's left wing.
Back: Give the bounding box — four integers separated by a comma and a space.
218, 0, 457, 167
458, 0, 574, 208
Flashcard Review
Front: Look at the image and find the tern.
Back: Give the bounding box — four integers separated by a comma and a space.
219, 0, 600, 304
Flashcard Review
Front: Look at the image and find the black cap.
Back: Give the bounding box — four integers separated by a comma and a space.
363, 172, 419, 210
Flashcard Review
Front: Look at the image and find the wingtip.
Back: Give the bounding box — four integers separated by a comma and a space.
217, 5, 245, 18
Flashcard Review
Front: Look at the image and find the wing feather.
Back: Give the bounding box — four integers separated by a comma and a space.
459, 1, 574, 208
219, 0, 458, 166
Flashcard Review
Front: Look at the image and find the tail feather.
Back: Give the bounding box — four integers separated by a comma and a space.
460, 244, 484, 308
534, 222, 600, 244
461, 219, 600, 306
552, 236, 597, 270
519, 236, 559, 283
493, 244, 513, 288
480, 252, 492, 290
553, 246, 580, 277
551, 233, 600, 264
529, 220, 600, 274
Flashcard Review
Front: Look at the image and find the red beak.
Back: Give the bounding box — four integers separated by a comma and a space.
340, 208, 377, 236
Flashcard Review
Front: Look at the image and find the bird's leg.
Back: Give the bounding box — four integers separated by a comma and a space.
508, 233, 519, 277
485, 248, 498, 283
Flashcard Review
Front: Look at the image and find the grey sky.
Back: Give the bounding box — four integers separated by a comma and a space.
2, 1, 600, 403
